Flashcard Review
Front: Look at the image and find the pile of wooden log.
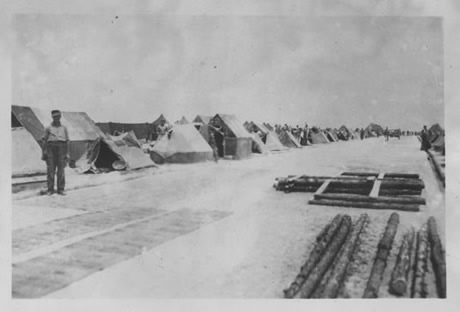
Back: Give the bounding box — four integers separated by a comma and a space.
274, 172, 425, 212
284, 213, 369, 298
363, 215, 446, 298
284, 214, 446, 298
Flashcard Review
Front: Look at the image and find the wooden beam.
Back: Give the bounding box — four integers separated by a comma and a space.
315, 179, 332, 195
369, 173, 385, 198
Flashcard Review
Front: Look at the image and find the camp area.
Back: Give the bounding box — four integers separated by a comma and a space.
10, 12, 448, 304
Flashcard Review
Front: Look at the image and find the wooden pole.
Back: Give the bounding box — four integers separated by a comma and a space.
427, 217, 446, 298
314, 193, 426, 205
312, 214, 370, 298
411, 224, 429, 298
363, 213, 400, 298
283, 214, 344, 298
389, 228, 415, 296
297, 215, 353, 298
309, 199, 419, 212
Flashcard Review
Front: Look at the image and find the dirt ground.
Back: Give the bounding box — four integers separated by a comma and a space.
12, 136, 445, 298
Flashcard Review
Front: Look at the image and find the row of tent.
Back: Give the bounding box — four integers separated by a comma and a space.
12, 105, 368, 178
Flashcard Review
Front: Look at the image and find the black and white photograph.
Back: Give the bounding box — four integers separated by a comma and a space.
2, 0, 460, 311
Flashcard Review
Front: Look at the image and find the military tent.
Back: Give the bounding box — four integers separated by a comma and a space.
12, 127, 47, 177
178, 116, 189, 125
431, 134, 445, 155
193, 115, 213, 125
264, 131, 288, 151
310, 131, 330, 144
151, 114, 172, 140
150, 124, 214, 163
278, 130, 302, 148
210, 114, 252, 159
76, 135, 155, 173
12, 105, 104, 165
263, 123, 274, 131
250, 133, 268, 154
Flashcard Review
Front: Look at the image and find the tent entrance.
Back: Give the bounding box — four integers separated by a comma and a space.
94, 140, 120, 169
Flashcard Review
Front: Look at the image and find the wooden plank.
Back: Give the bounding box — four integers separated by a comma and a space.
369, 173, 385, 198
315, 179, 332, 195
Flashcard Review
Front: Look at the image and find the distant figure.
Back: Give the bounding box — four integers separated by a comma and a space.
384, 127, 389, 141
420, 125, 431, 151
156, 119, 170, 139
41, 110, 70, 196
360, 128, 365, 140
210, 123, 224, 158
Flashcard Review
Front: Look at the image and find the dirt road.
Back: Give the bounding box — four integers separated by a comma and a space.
12, 136, 444, 298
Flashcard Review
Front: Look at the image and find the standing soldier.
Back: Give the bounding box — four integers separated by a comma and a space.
41, 110, 70, 195
420, 125, 431, 151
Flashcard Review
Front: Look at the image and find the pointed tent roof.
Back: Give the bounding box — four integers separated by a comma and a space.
152, 114, 171, 127
12, 127, 46, 177
211, 114, 251, 138
263, 123, 274, 131
278, 130, 301, 148
247, 121, 270, 135
193, 115, 213, 125
178, 116, 189, 125
150, 124, 214, 163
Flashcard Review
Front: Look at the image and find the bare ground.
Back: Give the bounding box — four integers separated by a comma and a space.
12, 136, 445, 298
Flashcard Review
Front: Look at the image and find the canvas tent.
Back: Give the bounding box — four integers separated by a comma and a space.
278, 130, 302, 148
310, 130, 330, 144
209, 114, 252, 159
250, 133, 268, 154
12, 127, 47, 177
178, 116, 189, 125
364, 123, 384, 137
430, 134, 445, 155
150, 124, 214, 163
264, 131, 288, 151
76, 135, 155, 172
12, 105, 104, 165
151, 114, 172, 140
193, 115, 213, 125
263, 123, 274, 131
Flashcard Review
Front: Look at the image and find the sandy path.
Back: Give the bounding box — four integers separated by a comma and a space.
12, 136, 444, 298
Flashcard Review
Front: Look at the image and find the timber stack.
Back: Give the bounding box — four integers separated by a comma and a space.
274, 172, 425, 212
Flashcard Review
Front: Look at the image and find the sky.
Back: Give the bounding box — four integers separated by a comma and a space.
12, 6, 444, 130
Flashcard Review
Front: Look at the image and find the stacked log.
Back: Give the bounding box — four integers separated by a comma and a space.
283, 214, 344, 298
297, 215, 352, 298
311, 214, 370, 298
411, 224, 429, 298
427, 217, 446, 298
363, 213, 400, 298
389, 228, 415, 296
309, 199, 419, 212
274, 174, 424, 198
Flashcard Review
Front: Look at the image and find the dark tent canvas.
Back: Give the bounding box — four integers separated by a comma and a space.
210, 114, 252, 159
12, 127, 46, 177
12, 105, 104, 165
278, 130, 302, 148
150, 124, 214, 163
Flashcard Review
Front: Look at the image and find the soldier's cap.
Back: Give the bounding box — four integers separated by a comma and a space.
51, 110, 61, 117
